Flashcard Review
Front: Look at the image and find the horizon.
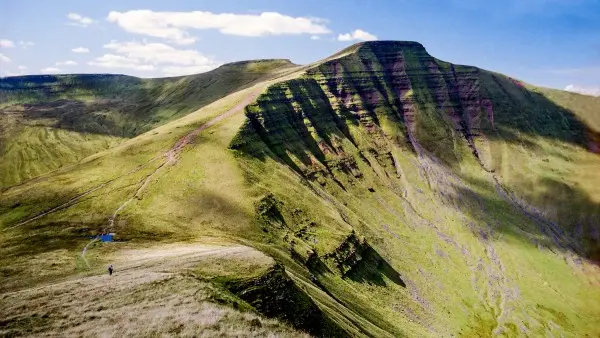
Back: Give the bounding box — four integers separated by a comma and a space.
1, 0, 599, 95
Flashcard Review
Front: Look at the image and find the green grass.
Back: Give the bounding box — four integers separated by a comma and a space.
227, 41, 600, 336
0, 125, 123, 188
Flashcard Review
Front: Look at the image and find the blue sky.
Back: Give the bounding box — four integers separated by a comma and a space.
1, 0, 599, 94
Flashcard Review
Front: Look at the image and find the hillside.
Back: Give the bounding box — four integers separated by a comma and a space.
0, 59, 298, 188
1, 41, 599, 337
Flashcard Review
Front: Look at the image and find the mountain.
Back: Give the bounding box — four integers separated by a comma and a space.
1, 41, 599, 337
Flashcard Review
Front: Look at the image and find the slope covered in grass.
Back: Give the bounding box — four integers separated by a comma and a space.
230, 41, 600, 336
0, 59, 298, 188
1, 42, 599, 337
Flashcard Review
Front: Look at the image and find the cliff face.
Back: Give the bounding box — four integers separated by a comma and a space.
234, 41, 592, 168
233, 42, 484, 174
232, 42, 599, 259
230, 41, 600, 336
233, 41, 591, 179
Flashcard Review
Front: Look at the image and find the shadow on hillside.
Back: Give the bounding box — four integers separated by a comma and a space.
480, 71, 588, 149
0, 221, 98, 257
231, 78, 365, 176
225, 264, 349, 337
13, 99, 139, 137
445, 174, 600, 263
233, 62, 596, 173
306, 241, 406, 287
345, 246, 406, 287
1, 68, 287, 139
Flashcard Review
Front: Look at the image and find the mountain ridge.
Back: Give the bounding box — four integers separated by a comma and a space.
0, 59, 299, 188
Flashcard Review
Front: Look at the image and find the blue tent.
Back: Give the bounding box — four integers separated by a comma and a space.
100, 233, 114, 242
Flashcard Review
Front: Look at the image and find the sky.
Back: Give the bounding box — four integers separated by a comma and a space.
1, 0, 599, 95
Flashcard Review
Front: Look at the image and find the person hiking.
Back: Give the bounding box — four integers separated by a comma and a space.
108, 264, 114, 276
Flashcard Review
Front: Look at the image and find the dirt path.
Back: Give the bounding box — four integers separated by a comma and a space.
0, 243, 302, 338
105, 89, 261, 232
3, 243, 261, 298
165, 89, 262, 164
81, 237, 100, 268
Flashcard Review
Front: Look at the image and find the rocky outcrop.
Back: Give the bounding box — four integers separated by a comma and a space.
225, 264, 348, 337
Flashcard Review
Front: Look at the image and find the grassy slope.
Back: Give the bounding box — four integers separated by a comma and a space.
1, 42, 599, 337
0, 59, 296, 188
478, 72, 600, 260
0, 70, 304, 290
229, 42, 600, 336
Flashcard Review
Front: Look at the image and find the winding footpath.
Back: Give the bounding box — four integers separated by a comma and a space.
3, 243, 258, 297
104, 88, 263, 233
4, 88, 263, 271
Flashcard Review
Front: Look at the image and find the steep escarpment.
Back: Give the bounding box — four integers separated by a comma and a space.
233, 42, 487, 177
232, 41, 598, 257
230, 41, 600, 336
2, 40, 599, 337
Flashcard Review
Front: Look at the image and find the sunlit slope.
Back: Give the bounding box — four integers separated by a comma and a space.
0, 59, 296, 188
0, 67, 305, 289
0, 242, 309, 337
1, 70, 350, 336
1, 41, 599, 337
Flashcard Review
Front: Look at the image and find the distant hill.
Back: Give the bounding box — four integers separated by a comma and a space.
0, 59, 297, 187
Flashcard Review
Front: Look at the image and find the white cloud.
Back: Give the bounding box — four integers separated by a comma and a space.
0, 39, 15, 48
310, 35, 321, 40
72, 47, 90, 53
104, 41, 217, 67
0, 53, 10, 63
67, 12, 95, 27
337, 29, 378, 42
2, 65, 28, 76
40, 67, 62, 73
56, 60, 77, 66
107, 10, 331, 45
88, 54, 155, 71
19, 41, 34, 48
564, 84, 600, 97
88, 40, 221, 76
